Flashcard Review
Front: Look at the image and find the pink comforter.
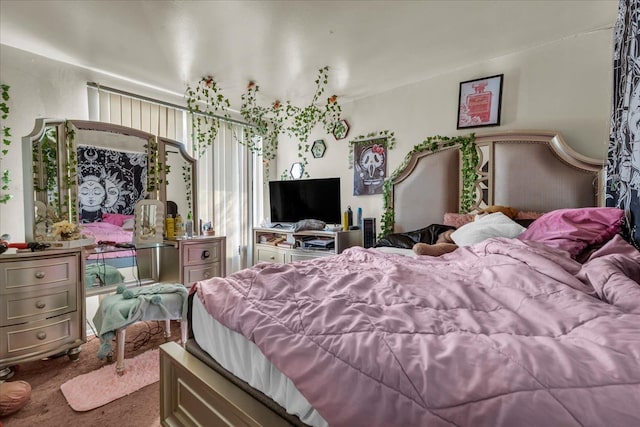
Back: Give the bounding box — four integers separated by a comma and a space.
81, 222, 134, 259
195, 236, 640, 427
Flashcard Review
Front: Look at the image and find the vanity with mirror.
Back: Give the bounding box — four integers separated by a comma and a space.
0, 119, 225, 378
21, 119, 226, 297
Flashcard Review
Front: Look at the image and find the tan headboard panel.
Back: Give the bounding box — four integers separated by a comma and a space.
389, 131, 603, 234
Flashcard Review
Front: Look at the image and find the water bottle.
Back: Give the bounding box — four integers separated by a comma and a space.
357, 207, 363, 229
185, 211, 194, 238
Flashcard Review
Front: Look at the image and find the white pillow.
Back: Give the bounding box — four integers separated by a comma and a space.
450, 212, 526, 247
121, 218, 135, 231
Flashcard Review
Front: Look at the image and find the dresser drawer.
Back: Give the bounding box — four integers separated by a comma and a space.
1, 313, 80, 359
256, 246, 285, 264
1, 284, 76, 326
0, 255, 78, 293
183, 241, 221, 266
183, 263, 221, 287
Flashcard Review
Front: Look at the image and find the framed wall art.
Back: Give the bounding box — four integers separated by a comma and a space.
456, 74, 503, 129
333, 119, 350, 140
353, 138, 387, 196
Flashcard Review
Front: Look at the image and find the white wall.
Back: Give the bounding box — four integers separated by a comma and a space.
276, 29, 613, 234
0, 26, 613, 241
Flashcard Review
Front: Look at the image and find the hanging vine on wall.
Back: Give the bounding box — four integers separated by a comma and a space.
0, 84, 12, 204
379, 133, 477, 238
185, 76, 231, 158
186, 66, 342, 178
63, 121, 79, 221
347, 130, 396, 168
146, 136, 166, 196
182, 164, 192, 213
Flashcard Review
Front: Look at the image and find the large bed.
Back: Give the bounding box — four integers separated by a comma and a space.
159, 130, 640, 426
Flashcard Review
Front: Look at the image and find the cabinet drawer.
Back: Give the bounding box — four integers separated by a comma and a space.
1, 255, 78, 293
287, 251, 330, 263
1, 313, 80, 359
183, 263, 221, 287
256, 247, 285, 264
183, 242, 221, 266
1, 285, 76, 326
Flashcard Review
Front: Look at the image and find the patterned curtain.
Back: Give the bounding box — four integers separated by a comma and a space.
606, 0, 640, 248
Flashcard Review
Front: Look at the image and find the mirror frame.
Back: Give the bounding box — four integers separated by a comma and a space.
159, 136, 198, 228
23, 119, 198, 241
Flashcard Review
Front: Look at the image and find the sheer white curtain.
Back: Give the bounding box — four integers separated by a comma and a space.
196, 122, 260, 273
88, 84, 262, 274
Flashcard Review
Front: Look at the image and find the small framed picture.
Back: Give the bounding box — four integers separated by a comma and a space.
333, 119, 350, 140
457, 74, 503, 129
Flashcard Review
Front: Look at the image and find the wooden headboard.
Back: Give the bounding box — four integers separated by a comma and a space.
388, 130, 604, 233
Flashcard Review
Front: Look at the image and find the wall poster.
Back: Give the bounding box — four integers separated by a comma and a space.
353, 138, 387, 195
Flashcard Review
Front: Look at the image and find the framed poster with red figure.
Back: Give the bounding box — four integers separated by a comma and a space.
457, 74, 503, 129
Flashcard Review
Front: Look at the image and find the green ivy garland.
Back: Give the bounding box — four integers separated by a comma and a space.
146, 136, 166, 196
181, 163, 192, 213
0, 84, 11, 204
185, 76, 231, 158
186, 66, 342, 178
347, 130, 396, 168
379, 133, 477, 238
63, 121, 78, 221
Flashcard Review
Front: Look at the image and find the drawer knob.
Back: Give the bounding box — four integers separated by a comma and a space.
201, 250, 210, 260
269, 256, 275, 260
203, 270, 211, 278
35, 301, 46, 309
35, 271, 45, 279
36, 331, 47, 340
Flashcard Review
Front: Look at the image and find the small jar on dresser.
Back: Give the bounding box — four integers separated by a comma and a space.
159, 236, 226, 288
0, 247, 85, 380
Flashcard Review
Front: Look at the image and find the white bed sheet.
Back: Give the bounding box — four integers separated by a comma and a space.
192, 295, 328, 427
373, 246, 418, 257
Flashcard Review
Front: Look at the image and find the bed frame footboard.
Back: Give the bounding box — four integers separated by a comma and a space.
160, 342, 291, 427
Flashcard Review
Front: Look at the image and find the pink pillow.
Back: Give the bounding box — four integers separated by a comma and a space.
518, 207, 625, 258
101, 213, 133, 227
443, 213, 474, 229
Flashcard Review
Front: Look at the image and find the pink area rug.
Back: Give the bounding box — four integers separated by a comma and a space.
60, 348, 159, 411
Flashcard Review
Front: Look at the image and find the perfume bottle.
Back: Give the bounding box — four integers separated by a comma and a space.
466, 81, 492, 122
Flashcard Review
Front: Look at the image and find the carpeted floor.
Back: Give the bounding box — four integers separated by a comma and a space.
1, 320, 181, 427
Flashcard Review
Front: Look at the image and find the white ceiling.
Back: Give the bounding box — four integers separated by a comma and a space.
0, 0, 618, 107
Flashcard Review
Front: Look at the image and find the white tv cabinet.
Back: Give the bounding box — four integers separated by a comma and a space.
253, 227, 362, 265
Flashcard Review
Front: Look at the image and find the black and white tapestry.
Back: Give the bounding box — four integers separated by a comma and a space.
606, 0, 640, 248
77, 145, 147, 222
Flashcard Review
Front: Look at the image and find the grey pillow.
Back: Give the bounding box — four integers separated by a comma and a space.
293, 219, 326, 232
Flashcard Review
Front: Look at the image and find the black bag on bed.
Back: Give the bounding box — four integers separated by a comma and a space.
374, 224, 456, 249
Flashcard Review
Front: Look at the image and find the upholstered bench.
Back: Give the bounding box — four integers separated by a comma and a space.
92, 283, 188, 375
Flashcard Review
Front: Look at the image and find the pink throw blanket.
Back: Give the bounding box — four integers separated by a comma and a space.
195, 236, 640, 426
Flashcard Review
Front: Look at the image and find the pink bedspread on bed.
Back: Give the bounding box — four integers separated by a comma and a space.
195, 236, 640, 427
81, 222, 134, 259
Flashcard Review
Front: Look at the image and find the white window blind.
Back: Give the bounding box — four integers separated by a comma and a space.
87, 83, 263, 272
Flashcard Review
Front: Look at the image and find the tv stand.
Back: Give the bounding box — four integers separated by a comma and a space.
253, 227, 362, 265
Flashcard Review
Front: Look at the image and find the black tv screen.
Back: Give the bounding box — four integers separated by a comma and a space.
269, 178, 341, 224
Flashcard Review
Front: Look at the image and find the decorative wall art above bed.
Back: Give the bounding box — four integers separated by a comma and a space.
456, 74, 503, 129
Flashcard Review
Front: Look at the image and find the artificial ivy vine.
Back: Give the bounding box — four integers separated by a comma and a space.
0, 84, 11, 204
182, 163, 192, 213
185, 66, 342, 178
185, 76, 231, 157
379, 133, 477, 238
63, 121, 78, 221
347, 130, 397, 168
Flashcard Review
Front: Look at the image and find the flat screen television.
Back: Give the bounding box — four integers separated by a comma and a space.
269, 178, 341, 224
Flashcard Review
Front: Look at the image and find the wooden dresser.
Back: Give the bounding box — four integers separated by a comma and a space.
0, 247, 85, 380
159, 236, 226, 287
